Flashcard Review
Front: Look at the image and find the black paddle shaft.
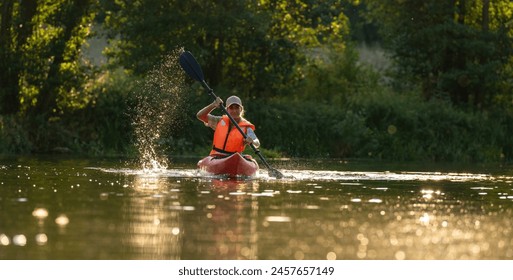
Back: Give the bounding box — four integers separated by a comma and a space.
179, 51, 283, 178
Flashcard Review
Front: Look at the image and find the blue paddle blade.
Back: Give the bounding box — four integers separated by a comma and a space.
179, 51, 205, 82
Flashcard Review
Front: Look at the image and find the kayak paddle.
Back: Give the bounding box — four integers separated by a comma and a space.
179, 50, 284, 179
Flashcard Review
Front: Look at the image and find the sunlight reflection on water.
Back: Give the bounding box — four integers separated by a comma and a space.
2, 158, 513, 260
90, 165, 513, 259
89, 167, 509, 183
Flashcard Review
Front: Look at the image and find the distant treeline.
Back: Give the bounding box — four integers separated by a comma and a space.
1, 1, 513, 162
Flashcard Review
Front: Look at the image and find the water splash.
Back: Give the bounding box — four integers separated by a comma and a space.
132, 49, 186, 172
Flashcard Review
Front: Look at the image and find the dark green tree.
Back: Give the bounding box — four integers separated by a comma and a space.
364, 0, 513, 108
102, 0, 349, 99
0, 0, 97, 117
0, 0, 36, 115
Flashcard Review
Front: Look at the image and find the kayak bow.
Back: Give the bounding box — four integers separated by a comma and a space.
198, 153, 259, 177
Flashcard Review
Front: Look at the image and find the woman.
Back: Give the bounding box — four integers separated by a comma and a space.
197, 95, 260, 157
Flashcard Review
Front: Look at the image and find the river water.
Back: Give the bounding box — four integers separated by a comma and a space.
1, 156, 513, 260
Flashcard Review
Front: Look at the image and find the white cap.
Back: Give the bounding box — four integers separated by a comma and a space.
226, 96, 243, 108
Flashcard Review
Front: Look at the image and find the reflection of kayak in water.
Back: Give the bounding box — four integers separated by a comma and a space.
198, 153, 259, 177
209, 179, 256, 192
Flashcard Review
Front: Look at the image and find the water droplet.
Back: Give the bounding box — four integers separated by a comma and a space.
171, 227, 180, 235
0, 234, 10, 246
32, 208, 49, 219
241, 247, 253, 258
419, 213, 430, 225
55, 215, 70, 226
35, 233, 48, 245
395, 251, 406, 260
13, 235, 27, 246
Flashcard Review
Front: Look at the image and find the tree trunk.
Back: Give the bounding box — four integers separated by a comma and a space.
0, 0, 39, 115
454, 0, 469, 105
457, 0, 466, 25
481, 0, 489, 32
32, 0, 91, 117
0, 0, 18, 114
473, 0, 490, 109
18, 0, 38, 45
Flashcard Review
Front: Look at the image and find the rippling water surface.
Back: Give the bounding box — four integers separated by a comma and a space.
1, 157, 513, 260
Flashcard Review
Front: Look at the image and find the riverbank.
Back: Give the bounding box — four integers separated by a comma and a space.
2, 90, 512, 163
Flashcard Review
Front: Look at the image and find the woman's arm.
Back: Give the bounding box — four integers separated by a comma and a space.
245, 128, 260, 148
196, 97, 223, 123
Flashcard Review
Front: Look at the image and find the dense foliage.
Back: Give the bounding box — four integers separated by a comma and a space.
364, 0, 513, 108
0, 0, 97, 117
102, 0, 349, 99
1, 0, 513, 163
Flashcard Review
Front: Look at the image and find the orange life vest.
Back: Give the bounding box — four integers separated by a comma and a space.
210, 115, 255, 156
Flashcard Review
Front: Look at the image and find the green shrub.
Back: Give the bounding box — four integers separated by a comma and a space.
0, 115, 32, 154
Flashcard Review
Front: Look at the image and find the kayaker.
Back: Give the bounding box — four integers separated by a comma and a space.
197, 95, 260, 157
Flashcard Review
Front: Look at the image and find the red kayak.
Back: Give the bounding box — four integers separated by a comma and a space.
197, 153, 259, 177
